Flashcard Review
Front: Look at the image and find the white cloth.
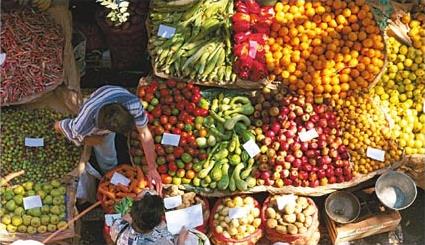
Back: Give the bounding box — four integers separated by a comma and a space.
11, 240, 44, 245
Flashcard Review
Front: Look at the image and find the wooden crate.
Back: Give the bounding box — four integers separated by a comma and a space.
324, 204, 401, 244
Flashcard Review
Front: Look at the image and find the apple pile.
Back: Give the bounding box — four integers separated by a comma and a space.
251, 92, 353, 188
133, 80, 210, 186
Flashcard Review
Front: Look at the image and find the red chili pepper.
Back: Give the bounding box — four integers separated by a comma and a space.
234, 42, 249, 57
232, 13, 251, 33
236, 1, 249, 13
234, 31, 252, 44
245, 0, 261, 14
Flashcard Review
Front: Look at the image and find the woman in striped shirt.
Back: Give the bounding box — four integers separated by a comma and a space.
54, 85, 162, 196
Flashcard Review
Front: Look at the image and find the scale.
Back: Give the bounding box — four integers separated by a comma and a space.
325, 188, 401, 245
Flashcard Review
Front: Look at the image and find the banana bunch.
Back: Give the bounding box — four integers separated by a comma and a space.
32, 0, 52, 11
149, 0, 236, 84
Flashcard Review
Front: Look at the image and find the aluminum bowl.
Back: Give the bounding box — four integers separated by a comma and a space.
375, 171, 417, 210
325, 191, 361, 224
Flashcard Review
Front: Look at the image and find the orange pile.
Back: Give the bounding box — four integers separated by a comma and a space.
265, 0, 385, 100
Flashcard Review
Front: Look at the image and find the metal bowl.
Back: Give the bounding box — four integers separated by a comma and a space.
375, 171, 417, 210
325, 191, 361, 224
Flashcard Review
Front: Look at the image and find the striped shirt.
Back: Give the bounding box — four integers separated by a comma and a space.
59, 85, 148, 146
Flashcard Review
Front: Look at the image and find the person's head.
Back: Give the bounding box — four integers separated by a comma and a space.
97, 103, 134, 135
130, 193, 164, 231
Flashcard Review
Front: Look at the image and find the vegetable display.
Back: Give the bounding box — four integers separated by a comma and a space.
97, 164, 147, 213
265, 0, 385, 100
0, 9, 64, 105
0, 109, 80, 184
210, 195, 262, 243
251, 91, 352, 188
232, 0, 273, 81
148, 0, 236, 85
0, 180, 68, 234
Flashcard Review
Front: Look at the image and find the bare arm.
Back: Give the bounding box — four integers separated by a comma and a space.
137, 126, 162, 195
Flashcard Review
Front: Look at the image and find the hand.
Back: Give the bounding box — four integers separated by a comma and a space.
83, 135, 105, 146
146, 167, 162, 196
54, 121, 63, 134
123, 214, 132, 224
177, 226, 189, 245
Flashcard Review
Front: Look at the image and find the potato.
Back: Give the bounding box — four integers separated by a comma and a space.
295, 222, 304, 229
284, 203, 296, 215
278, 218, 284, 225
224, 216, 231, 223
219, 221, 228, 229
246, 225, 256, 233
214, 213, 219, 219
244, 196, 254, 205
223, 231, 231, 239
251, 208, 260, 217
267, 219, 278, 229
253, 218, 262, 228
296, 213, 306, 223
276, 225, 287, 234
231, 219, 240, 228
275, 212, 282, 220
237, 225, 247, 233
305, 215, 313, 227
283, 214, 296, 223
294, 203, 303, 214
247, 215, 254, 224
287, 224, 298, 235
299, 226, 308, 234
266, 207, 277, 219
229, 227, 238, 236
216, 226, 223, 233
297, 197, 309, 209
239, 217, 248, 225
303, 205, 316, 216
235, 233, 245, 240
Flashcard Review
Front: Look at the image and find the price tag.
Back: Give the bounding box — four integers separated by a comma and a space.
165, 204, 203, 234
228, 207, 249, 219
158, 24, 176, 39
366, 147, 385, 162
25, 138, 44, 147
164, 195, 183, 209
243, 139, 260, 158
105, 214, 122, 226
23, 196, 43, 210
276, 194, 297, 210
0, 53, 6, 66
298, 129, 318, 142
110, 172, 131, 186
248, 41, 258, 59
161, 133, 181, 146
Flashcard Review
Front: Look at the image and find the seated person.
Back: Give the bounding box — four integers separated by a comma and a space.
110, 191, 187, 245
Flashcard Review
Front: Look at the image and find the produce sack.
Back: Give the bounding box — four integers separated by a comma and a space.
261, 195, 320, 245
97, 164, 147, 213
163, 186, 210, 233
0, 2, 79, 106
209, 196, 263, 245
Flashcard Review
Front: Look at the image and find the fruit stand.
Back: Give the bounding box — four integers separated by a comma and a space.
1, 0, 424, 244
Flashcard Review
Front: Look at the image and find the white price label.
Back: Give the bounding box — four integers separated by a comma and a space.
248, 41, 258, 59
105, 214, 122, 226
165, 204, 203, 234
158, 24, 176, 39
228, 207, 249, 219
110, 172, 131, 186
276, 194, 297, 210
25, 138, 44, 147
243, 139, 260, 158
0, 53, 6, 66
298, 129, 319, 142
164, 195, 183, 209
23, 196, 43, 210
366, 147, 385, 162
161, 133, 181, 146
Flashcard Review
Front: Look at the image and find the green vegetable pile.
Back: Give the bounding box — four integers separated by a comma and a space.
0, 108, 80, 184
149, 0, 236, 84
0, 180, 68, 234
193, 93, 257, 191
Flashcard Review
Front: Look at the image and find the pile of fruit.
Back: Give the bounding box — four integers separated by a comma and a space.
263, 196, 317, 236
0, 180, 68, 234
135, 80, 209, 186
0, 108, 80, 184
251, 92, 353, 187
210, 195, 262, 242
335, 95, 402, 174
265, 0, 385, 100
148, 0, 236, 84
97, 164, 147, 213
370, 12, 425, 155
232, 0, 273, 81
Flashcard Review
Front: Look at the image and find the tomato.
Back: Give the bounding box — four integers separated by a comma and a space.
144, 93, 154, 102
158, 83, 167, 90
176, 102, 185, 111
162, 106, 172, 116
173, 147, 184, 158
166, 79, 176, 88
185, 169, 195, 179
187, 135, 196, 143
160, 115, 168, 125
180, 137, 187, 146
169, 116, 177, 125
181, 131, 189, 140
184, 162, 193, 171
172, 177, 182, 185
174, 95, 184, 103
171, 108, 179, 116
186, 147, 196, 156
168, 162, 178, 172
168, 171, 176, 177
152, 106, 162, 118
154, 135, 162, 143
161, 174, 172, 184
163, 123, 172, 131
156, 156, 166, 165
166, 154, 175, 163
158, 165, 168, 174
155, 126, 164, 135
155, 145, 165, 156
191, 94, 201, 103
176, 82, 186, 89
172, 127, 182, 135
147, 113, 154, 122
185, 102, 196, 113
184, 116, 193, 125
137, 87, 145, 98
183, 91, 192, 100
198, 153, 208, 160
165, 146, 174, 154
160, 88, 169, 97
186, 83, 194, 90
199, 129, 208, 137
164, 96, 174, 104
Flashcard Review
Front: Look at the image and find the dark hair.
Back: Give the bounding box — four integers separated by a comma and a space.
130, 194, 164, 231
97, 103, 134, 135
